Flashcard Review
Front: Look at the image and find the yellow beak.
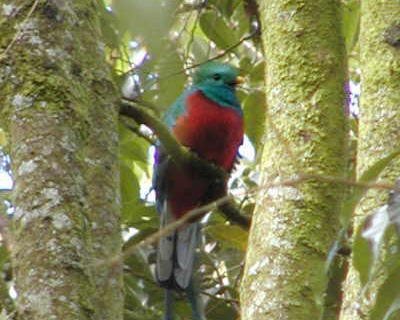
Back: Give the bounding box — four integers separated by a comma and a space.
234, 76, 244, 85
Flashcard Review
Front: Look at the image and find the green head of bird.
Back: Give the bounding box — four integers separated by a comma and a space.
193, 62, 242, 89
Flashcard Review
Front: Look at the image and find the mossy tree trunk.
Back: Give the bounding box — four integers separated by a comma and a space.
240, 1, 347, 319
0, 0, 123, 319
339, 1, 400, 319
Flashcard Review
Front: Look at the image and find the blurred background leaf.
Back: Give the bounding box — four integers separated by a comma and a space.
101, 1, 263, 318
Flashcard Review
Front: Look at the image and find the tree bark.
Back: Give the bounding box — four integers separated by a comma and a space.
0, 0, 123, 319
240, 1, 347, 319
340, 1, 400, 319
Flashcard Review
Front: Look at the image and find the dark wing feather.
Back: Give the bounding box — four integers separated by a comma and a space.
154, 88, 200, 290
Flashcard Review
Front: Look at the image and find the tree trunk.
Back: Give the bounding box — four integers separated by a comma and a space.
0, 0, 123, 319
339, 1, 400, 319
240, 1, 347, 319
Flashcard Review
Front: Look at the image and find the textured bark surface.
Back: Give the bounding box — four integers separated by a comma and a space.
0, 0, 123, 319
340, 1, 400, 319
240, 1, 347, 319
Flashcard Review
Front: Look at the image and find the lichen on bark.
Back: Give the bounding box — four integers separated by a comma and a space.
340, 1, 400, 319
0, 0, 123, 319
241, 1, 347, 319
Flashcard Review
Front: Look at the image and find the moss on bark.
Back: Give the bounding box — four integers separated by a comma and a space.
240, 1, 347, 319
0, 0, 123, 318
340, 1, 400, 319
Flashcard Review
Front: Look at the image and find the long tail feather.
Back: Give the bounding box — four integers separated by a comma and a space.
163, 289, 174, 320
156, 201, 200, 290
186, 278, 205, 320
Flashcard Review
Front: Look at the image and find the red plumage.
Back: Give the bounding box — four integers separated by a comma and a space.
154, 63, 244, 299
165, 91, 244, 218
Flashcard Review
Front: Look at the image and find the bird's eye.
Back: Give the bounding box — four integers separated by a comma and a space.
213, 74, 221, 81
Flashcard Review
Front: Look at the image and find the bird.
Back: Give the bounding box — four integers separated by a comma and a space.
153, 62, 244, 320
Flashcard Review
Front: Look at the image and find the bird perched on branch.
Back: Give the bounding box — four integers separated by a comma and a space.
153, 62, 244, 320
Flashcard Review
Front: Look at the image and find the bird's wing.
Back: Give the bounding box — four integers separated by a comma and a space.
154, 87, 200, 289
153, 88, 195, 210
163, 88, 195, 129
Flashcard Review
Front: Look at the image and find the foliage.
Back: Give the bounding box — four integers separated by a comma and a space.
1, 0, 399, 318
352, 180, 400, 320
99, 0, 263, 318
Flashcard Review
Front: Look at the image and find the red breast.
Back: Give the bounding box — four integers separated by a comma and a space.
173, 91, 244, 171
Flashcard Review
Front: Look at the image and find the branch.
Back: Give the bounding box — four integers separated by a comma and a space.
121, 194, 243, 262
120, 119, 156, 145
120, 100, 225, 179
119, 100, 251, 229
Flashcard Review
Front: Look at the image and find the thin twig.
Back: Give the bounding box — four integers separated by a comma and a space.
125, 31, 256, 84
180, 31, 257, 75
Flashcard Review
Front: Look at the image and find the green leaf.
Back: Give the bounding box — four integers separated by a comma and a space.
239, 56, 252, 72
370, 266, 400, 320
156, 50, 186, 109
191, 35, 210, 63
120, 160, 156, 228
119, 123, 149, 173
120, 161, 140, 207
124, 250, 164, 319
352, 222, 373, 285
342, 0, 360, 52
242, 89, 266, 151
340, 148, 400, 226
113, 0, 179, 53
208, 0, 241, 18
199, 12, 240, 50
230, 0, 249, 40
206, 300, 237, 319
124, 206, 158, 231
249, 61, 265, 82
206, 224, 248, 251
353, 212, 400, 288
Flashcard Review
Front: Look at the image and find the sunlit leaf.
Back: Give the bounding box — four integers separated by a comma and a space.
230, 0, 249, 39
370, 267, 400, 320
242, 89, 266, 151
208, 0, 241, 18
249, 61, 265, 82
191, 36, 211, 63
352, 220, 374, 285
342, 0, 360, 52
156, 50, 186, 110
353, 181, 400, 286
199, 12, 240, 50
206, 224, 248, 251
119, 123, 149, 172
340, 148, 400, 226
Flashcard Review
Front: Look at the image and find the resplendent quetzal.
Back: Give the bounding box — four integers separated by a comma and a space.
153, 62, 244, 320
